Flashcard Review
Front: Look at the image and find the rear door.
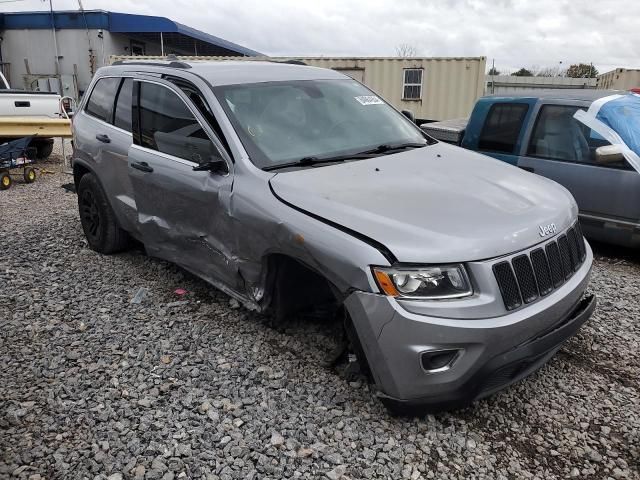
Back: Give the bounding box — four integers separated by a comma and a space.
517, 102, 640, 233
127, 78, 239, 289
73, 76, 138, 234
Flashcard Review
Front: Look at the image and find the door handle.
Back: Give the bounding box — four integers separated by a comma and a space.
14, 101, 30, 107
519, 166, 535, 173
96, 134, 111, 143
131, 161, 154, 173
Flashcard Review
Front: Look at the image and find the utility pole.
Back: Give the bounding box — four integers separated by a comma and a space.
491, 58, 495, 94
48, 0, 63, 94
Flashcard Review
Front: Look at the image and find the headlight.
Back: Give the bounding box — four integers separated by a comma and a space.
372, 265, 473, 299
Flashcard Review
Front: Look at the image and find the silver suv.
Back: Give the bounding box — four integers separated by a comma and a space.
72, 60, 595, 413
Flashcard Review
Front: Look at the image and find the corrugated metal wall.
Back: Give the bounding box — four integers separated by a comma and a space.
597, 68, 640, 90
110, 55, 486, 120
485, 75, 596, 94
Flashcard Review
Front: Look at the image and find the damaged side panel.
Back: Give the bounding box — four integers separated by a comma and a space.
128, 144, 242, 293
226, 167, 391, 308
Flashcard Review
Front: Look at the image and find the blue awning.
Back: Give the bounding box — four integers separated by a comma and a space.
0, 10, 262, 57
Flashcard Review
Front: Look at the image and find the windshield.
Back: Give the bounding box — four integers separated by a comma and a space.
215, 79, 428, 169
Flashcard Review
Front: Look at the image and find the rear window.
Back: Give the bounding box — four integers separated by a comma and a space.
85, 77, 120, 122
478, 103, 529, 154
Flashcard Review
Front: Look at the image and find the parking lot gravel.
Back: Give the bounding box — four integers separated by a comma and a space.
1, 151, 639, 480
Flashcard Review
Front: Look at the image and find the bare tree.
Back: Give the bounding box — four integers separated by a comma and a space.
395, 43, 418, 58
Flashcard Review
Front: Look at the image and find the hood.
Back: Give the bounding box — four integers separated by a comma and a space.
269, 143, 578, 263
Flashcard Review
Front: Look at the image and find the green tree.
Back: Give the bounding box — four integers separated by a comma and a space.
566, 63, 599, 78
488, 67, 500, 75
511, 68, 533, 77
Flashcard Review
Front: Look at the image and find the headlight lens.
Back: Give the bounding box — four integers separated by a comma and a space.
372, 265, 472, 299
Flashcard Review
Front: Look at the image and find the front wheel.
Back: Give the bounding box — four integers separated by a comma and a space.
77, 173, 130, 253
34, 141, 54, 159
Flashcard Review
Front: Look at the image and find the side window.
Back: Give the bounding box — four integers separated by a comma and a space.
478, 103, 529, 154
136, 81, 221, 164
113, 78, 133, 132
166, 76, 232, 156
527, 104, 628, 168
85, 77, 120, 122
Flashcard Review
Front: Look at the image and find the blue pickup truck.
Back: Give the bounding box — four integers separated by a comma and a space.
422, 90, 640, 248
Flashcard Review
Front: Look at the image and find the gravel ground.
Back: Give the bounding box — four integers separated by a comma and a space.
1, 149, 639, 480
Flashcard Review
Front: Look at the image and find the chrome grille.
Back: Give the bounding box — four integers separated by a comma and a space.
493, 223, 586, 311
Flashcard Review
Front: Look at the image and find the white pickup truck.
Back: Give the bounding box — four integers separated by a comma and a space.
0, 71, 64, 158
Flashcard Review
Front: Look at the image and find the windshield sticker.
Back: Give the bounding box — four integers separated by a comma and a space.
355, 95, 384, 106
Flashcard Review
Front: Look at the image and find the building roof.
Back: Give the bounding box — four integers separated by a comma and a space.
104, 60, 348, 86
484, 89, 624, 101
0, 10, 262, 57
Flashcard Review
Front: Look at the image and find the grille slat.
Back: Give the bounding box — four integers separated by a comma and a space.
493, 223, 586, 311
557, 235, 574, 280
546, 242, 565, 288
575, 223, 586, 261
512, 255, 538, 303
530, 248, 553, 296
567, 228, 581, 271
493, 261, 522, 311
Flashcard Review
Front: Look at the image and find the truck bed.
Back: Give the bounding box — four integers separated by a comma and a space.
420, 118, 468, 145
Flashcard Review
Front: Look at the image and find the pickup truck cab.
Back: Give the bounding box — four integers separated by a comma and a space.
423, 90, 640, 248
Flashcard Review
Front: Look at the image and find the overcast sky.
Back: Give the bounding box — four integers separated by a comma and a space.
2, 0, 638, 74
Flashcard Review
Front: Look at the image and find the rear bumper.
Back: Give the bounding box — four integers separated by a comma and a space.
344, 245, 594, 413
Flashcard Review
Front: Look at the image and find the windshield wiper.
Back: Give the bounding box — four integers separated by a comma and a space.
262, 142, 429, 172
263, 153, 374, 171
361, 142, 428, 154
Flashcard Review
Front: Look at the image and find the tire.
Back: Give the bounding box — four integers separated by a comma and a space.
23, 167, 36, 184
0, 173, 11, 190
34, 141, 54, 159
77, 173, 130, 253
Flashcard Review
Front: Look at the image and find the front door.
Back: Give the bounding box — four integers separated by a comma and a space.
517, 103, 640, 241
127, 78, 239, 289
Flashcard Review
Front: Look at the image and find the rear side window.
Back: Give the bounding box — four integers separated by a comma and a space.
85, 77, 120, 122
135, 81, 221, 164
478, 103, 529, 154
113, 78, 133, 132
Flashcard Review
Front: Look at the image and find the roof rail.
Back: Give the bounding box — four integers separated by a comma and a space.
111, 60, 192, 69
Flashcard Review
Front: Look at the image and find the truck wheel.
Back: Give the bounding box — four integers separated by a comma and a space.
35, 141, 54, 159
0, 173, 11, 190
24, 167, 36, 183
77, 173, 130, 253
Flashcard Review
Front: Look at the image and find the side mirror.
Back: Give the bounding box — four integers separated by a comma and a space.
193, 157, 229, 174
595, 145, 624, 165
401, 110, 415, 123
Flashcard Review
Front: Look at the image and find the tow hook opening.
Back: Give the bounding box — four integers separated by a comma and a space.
420, 348, 463, 373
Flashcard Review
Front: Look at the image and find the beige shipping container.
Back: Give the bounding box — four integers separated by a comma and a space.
597, 68, 640, 90
110, 55, 486, 121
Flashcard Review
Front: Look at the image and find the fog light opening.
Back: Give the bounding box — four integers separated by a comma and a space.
420, 349, 462, 373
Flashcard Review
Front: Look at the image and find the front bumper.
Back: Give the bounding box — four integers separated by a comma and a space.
344, 245, 594, 413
